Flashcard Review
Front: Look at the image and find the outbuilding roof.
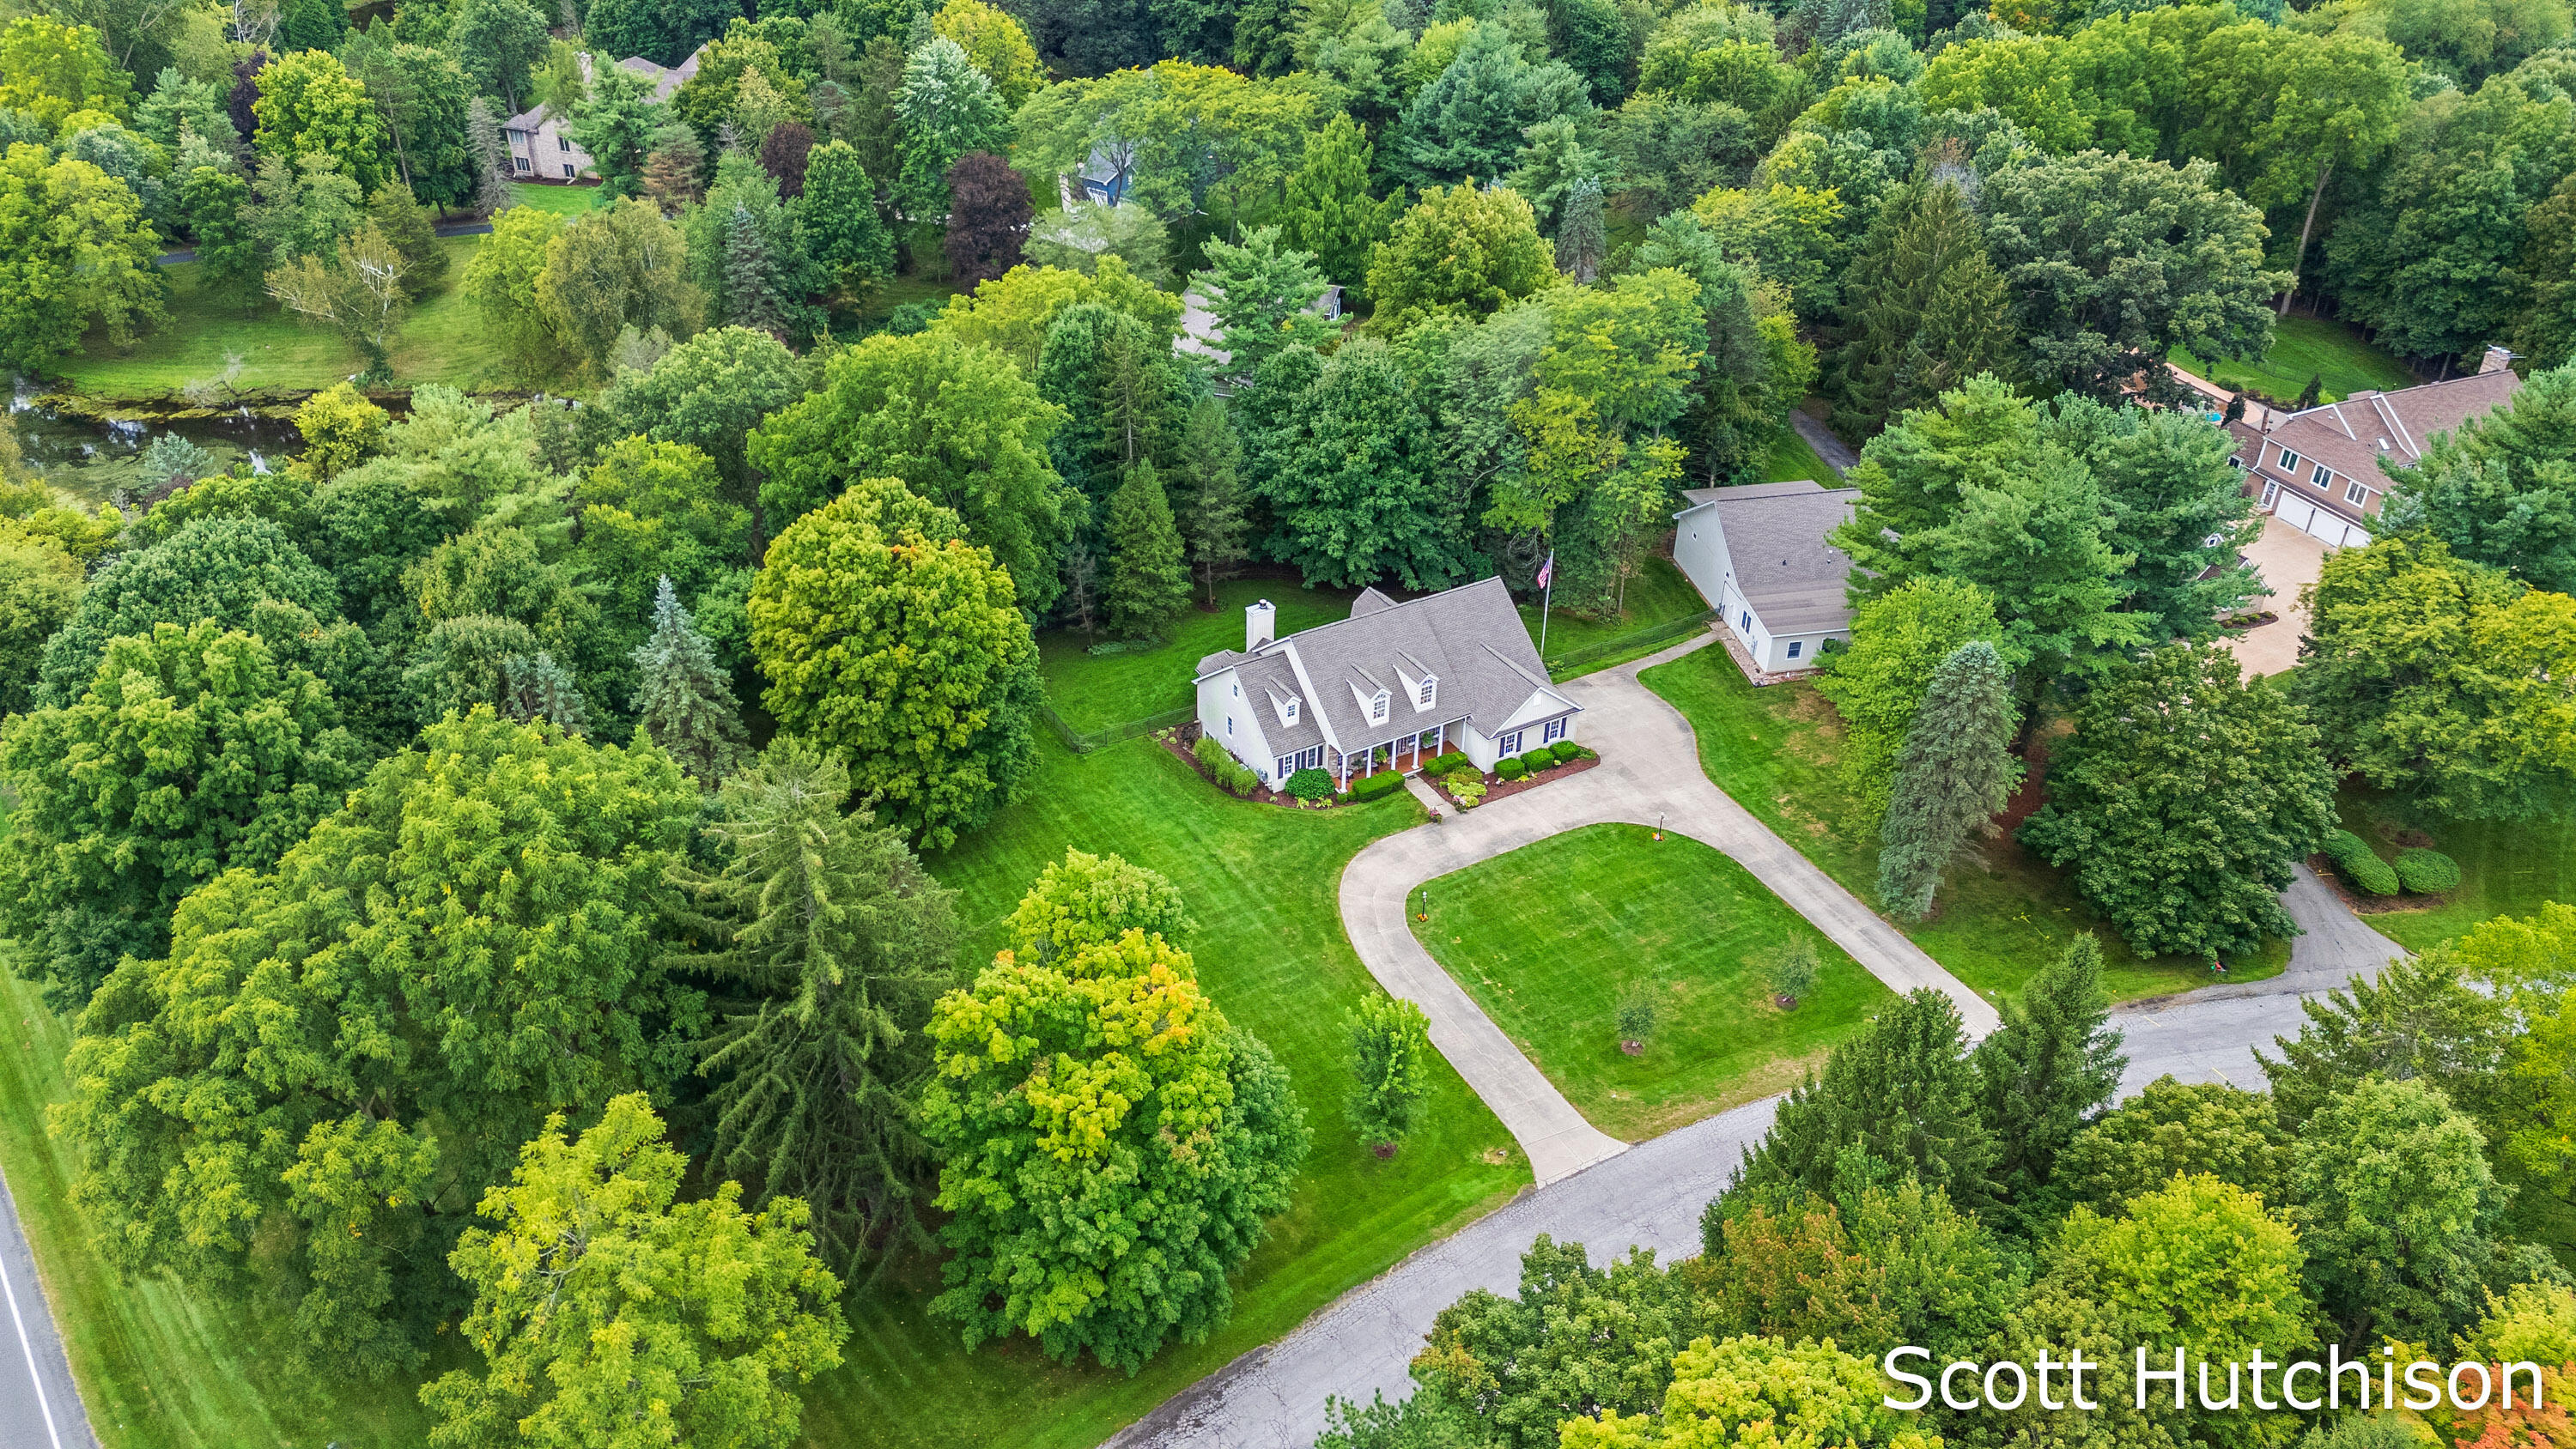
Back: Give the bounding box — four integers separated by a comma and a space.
1676, 480, 1862, 634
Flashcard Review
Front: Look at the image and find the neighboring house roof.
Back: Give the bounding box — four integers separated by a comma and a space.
1675, 480, 1862, 634
2252, 368, 2522, 493
1176, 283, 1348, 367
508, 45, 707, 130
1195, 577, 1575, 752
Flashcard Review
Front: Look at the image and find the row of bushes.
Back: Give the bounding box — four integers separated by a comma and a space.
1350, 772, 1406, 802
1496, 741, 1587, 781
2323, 829, 2461, 897
1193, 734, 1263, 796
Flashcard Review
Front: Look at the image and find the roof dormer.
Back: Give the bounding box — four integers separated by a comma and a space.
1390, 650, 1437, 712
1266, 682, 1303, 729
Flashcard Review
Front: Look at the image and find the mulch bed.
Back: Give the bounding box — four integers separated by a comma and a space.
1425, 754, 1598, 810
1156, 726, 1361, 809
2305, 853, 2445, 915
2220, 610, 2283, 632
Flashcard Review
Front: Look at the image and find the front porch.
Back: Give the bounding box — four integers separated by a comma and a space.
1330, 718, 1464, 790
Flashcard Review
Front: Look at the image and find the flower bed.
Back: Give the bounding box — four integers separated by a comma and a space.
1425, 744, 1599, 810
1159, 727, 1373, 809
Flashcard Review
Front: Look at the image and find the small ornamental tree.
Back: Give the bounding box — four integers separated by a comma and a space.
1765, 938, 1819, 1009
941, 149, 1031, 285
749, 478, 1042, 848
631, 577, 748, 783
676, 740, 961, 1278
1003, 846, 1197, 959
420, 1094, 848, 1445
1875, 640, 2022, 920
1348, 994, 1431, 1149
920, 929, 1309, 1371
0, 621, 368, 1010
2021, 643, 2336, 960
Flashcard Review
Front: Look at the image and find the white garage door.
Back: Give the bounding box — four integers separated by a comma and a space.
2337, 517, 2373, 548
2279, 499, 2322, 536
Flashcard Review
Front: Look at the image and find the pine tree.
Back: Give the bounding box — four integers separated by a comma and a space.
465, 95, 513, 215
1172, 396, 1249, 606
1555, 174, 1606, 284
1277, 112, 1394, 299
1971, 933, 2126, 1227
643, 122, 705, 213
723, 202, 782, 330
631, 575, 748, 782
1876, 640, 2020, 920
1738, 986, 1997, 1211
1348, 994, 1430, 1150
1832, 180, 2017, 439
673, 738, 962, 1280
1103, 461, 1191, 639
1060, 538, 1101, 638
496, 649, 591, 734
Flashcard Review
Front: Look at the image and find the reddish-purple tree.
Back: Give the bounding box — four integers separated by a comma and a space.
941, 151, 1033, 286
758, 120, 817, 199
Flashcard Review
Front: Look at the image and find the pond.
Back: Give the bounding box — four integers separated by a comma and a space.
9, 378, 295, 509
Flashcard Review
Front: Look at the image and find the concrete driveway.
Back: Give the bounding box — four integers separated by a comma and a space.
2223, 515, 2330, 678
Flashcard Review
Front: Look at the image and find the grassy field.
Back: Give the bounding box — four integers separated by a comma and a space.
1037, 579, 1356, 733
2170, 316, 2416, 406
1761, 424, 1839, 483
1638, 646, 2288, 1006
1522, 555, 1710, 677
0, 967, 454, 1447
810, 731, 1527, 1449
52, 236, 534, 398
842, 270, 971, 336
1413, 824, 1893, 1139
503, 180, 604, 215
2328, 785, 2576, 955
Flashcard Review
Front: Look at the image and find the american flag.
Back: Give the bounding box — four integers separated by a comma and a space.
1536, 551, 1554, 589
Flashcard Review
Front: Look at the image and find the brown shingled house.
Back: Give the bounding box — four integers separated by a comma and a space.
2224, 345, 2523, 549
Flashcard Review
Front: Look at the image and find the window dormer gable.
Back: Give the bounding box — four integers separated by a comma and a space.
1348, 675, 1391, 724
1266, 683, 1302, 727
1390, 650, 1437, 711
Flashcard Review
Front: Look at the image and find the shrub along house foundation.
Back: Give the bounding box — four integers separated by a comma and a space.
1191, 579, 1582, 791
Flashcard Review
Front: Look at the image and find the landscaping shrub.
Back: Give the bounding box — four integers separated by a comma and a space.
1350, 772, 1404, 801
1766, 938, 1820, 1008
2396, 847, 2461, 894
1614, 989, 1656, 1047
2324, 829, 2399, 896
1550, 739, 1583, 764
1444, 771, 1485, 808
1426, 750, 1469, 774
1283, 767, 1334, 801
1518, 750, 1557, 774
1191, 733, 1261, 795
1496, 759, 1527, 781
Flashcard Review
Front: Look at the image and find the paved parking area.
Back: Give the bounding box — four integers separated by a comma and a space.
2224, 515, 2330, 678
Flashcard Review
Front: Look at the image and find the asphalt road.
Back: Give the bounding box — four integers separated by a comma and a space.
0, 1167, 89, 1449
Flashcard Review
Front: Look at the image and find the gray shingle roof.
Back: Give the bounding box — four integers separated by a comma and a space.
1194, 577, 1573, 752
1677, 481, 1861, 632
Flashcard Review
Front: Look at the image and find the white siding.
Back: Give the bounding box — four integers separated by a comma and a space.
1194, 670, 1279, 780
1672, 507, 1730, 609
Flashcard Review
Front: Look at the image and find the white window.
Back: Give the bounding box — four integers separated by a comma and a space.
558, 135, 570, 152
1278, 755, 1295, 778
1543, 718, 1567, 743
2260, 480, 2280, 508
1370, 691, 1388, 724
2311, 463, 2332, 490
2345, 478, 2373, 507
1739, 609, 1753, 632
1786, 640, 1803, 660
1417, 676, 1436, 707
1498, 731, 1523, 755
2279, 447, 2302, 472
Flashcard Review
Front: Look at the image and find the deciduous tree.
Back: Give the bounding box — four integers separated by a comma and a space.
0, 143, 167, 369
1814, 577, 2005, 814
536, 196, 704, 376
36, 513, 340, 706
460, 203, 573, 380
2292, 1076, 2506, 1346
1366, 179, 1554, 334
252, 47, 386, 190
1561, 1334, 1938, 1449
1348, 994, 1431, 1149
940, 149, 1031, 284
1276, 111, 1394, 299
2059, 1076, 2292, 1212
2377, 361, 2576, 594
800, 138, 896, 294
1193, 224, 1333, 379
1255, 339, 1473, 590
749, 479, 1042, 847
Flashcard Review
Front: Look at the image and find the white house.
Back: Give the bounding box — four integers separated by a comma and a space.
1671, 479, 1862, 674
1192, 578, 1581, 790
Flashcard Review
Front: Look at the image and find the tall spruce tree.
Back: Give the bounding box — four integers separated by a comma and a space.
1103, 461, 1191, 638
1171, 396, 1250, 605
1876, 640, 2021, 919
631, 575, 747, 782
1555, 174, 1606, 284
465, 95, 512, 215
1276, 112, 1394, 299
1970, 934, 2125, 1228
675, 738, 962, 1280
1737, 986, 1996, 1212
496, 649, 591, 734
722, 203, 782, 330
1833, 179, 2018, 440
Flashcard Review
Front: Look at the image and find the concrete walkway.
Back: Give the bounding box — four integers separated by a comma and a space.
1339, 630, 1998, 1186
1110, 862, 2408, 1449
1789, 410, 1860, 477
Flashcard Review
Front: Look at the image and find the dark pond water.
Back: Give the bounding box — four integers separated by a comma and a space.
9, 379, 296, 507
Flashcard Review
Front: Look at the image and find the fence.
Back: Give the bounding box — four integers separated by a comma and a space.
1036, 700, 1196, 755
1542, 609, 1719, 676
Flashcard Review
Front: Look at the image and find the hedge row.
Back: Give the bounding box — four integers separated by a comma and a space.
2324, 830, 2400, 896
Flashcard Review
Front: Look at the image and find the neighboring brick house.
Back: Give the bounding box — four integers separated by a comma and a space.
2223, 346, 2523, 549
504, 48, 703, 183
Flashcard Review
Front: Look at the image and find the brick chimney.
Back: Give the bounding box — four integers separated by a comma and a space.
1247, 599, 1276, 652
2480, 345, 2516, 374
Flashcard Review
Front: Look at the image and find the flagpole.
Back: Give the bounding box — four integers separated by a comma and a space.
1538, 551, 1555, 658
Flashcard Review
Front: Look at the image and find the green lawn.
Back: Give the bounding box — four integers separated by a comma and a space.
811, 732, 1527, 1449
2170, 316, 2416, 407
843, 270, 970, 335
503, 180, 605, 216
1521, 555, 1710, 678
1038, 579, 1356, 733
1413, 824, 1893, 1140
52, 236, 544, 398
1638, 646, 2288, 1006
1761, 423, 1838, 483
2329, 785, 2576, 955
0, 967, 453, 1447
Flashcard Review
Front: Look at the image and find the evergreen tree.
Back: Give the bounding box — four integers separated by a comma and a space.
1277, 112, 1394, 299
496, 648, 591, 734
1171, 396, 1249, 605
1876, 640, 2020, 919
465, 94, 511, 215
1971, 934, 2125, 1228
2044, 397, 2262, 645
1832, 179, 2018, 440
631, 575, 747, 782
801, 139, 895, 292
643, 122, 706, 213
1737, 987, 1996, 1212
1192, 225, 1332, 379
1103, 461, 1190, 638
1554, 174, 1606, 284
721, 202, 782, 330
685, 154, 808, 333
1348, 994, 1430, 1150
674, 738, 962, 1280
896, 35, 1008, 221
